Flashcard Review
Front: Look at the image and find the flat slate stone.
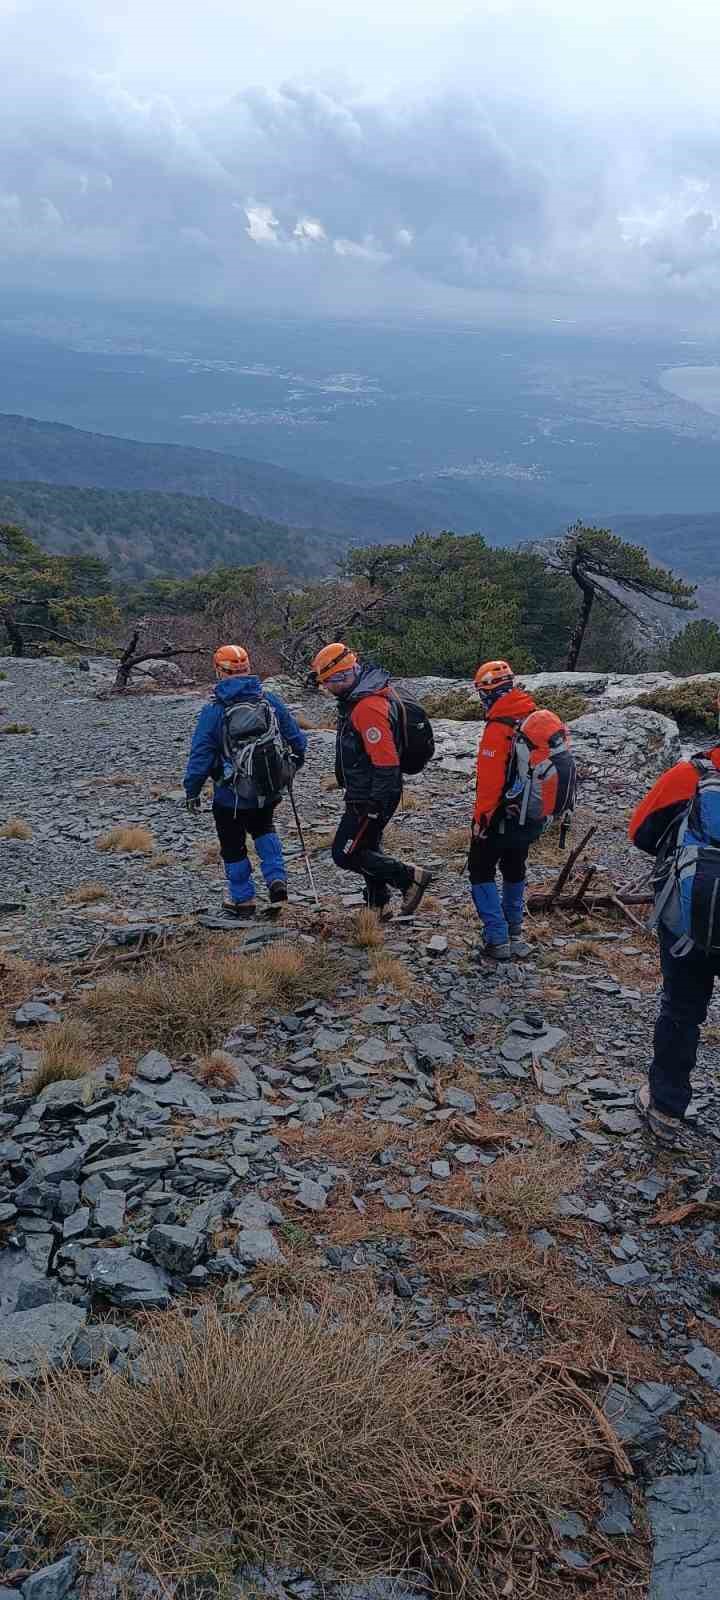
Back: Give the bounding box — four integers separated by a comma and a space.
234, 1227, 285, 1265
606, 1260, 650, 1287
135, 1049, 173, 1083
0, 1301, 86, 1378
295, 1178, 328, 1212
133, 1072, 213, 1115
14, 1001, 60, 1026
87, 1248, 171, 1309
685, 1343, 720, 1392
648, 1472, 720, 1598
22, 1553, 79, 1600
534, 1103, 577, 1143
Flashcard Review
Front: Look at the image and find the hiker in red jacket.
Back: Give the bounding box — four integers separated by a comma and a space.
628, 706, 720, 1147
469, 660, 541, 960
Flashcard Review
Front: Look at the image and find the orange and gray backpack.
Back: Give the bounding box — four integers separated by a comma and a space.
502, 709, 577, 834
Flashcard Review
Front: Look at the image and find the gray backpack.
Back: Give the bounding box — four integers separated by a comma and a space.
221, 696, 292, 807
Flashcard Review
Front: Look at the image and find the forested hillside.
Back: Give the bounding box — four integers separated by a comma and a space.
0, 481, 334, 580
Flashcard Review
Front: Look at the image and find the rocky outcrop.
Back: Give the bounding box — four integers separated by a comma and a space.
569, 707, 682, 774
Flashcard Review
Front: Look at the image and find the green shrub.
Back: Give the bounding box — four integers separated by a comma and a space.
636, 680, 720, 733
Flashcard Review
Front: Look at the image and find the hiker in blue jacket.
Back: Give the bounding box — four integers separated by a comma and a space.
184, 644, 307, 919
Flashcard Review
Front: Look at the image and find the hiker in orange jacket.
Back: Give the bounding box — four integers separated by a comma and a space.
628, 711, 720, 1147
310, 643, 434, 918
469, 660, 541, 960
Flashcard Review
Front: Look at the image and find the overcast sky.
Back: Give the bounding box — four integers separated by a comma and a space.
3, 0, 720, 327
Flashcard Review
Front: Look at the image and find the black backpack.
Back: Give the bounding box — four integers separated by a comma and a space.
390, 689, 435, 776
221, 696, 292, 806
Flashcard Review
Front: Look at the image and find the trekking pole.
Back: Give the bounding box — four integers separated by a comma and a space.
288, 784, 320, 906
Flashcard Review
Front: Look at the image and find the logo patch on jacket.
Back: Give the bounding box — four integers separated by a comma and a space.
365, 726, 382, 744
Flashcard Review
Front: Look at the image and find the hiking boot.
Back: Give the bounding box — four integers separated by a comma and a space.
634, 1083, 692, 1150
401, 868, 434, 916
483, 940, 513, 962
509, 933, 532, 959
222, 895, 256, 921
268, 881, 288, 905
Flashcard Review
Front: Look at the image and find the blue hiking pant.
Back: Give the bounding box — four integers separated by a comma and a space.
468, 833, 529, 945
651, 925, 720, 1118
212, 802, 286, 904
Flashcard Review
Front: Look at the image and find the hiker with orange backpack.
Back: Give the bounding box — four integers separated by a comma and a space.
310, 643, 435, 919
469, 661, 576, 960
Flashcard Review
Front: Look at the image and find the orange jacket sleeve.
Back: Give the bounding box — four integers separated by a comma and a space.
628, 761, 698, 855
474, 721, 513, 827
350, 694, 401, 812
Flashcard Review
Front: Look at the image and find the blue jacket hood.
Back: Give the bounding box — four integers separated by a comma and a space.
213, 675, 263, 705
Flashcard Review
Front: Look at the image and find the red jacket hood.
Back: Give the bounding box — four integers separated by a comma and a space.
486, 687, 536, 722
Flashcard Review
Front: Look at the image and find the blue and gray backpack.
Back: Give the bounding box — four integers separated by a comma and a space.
652, 756, 720, 955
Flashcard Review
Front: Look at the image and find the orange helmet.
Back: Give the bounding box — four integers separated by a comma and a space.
213, 644, 250, 676
311, 642, 358, 684
474, 659, 513, 692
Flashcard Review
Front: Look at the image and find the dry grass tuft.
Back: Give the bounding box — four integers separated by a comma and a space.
438, 825, 470, 858
146, 852, 173, 870
368, 952, 414, 993
478, 1151, 581, 1230
399, 789, 420, 812
309, 828, 336, 854
0, 1303, 616, 1595
321, 773, 341, 791
196, 1049, 241, 1089
0, 722, 34, 735
27, 1020, 95, 1096
200, 841, 222, 865
96, 825, 155, 855
0, 953, 47, 1011
83, 939, 340, 1055
64, 881, 108, 906
352, 908, 385, 949
0, 817, 33, 840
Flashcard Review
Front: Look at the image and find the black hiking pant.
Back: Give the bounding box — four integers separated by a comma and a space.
331, 800, 413, 908
651, 925, 720, 1119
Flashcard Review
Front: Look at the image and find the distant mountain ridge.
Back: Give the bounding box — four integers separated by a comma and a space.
0, 480, 336, 581
0, 412, 567, 546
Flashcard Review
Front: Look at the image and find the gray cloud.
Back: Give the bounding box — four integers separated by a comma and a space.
3, 0, 720, 324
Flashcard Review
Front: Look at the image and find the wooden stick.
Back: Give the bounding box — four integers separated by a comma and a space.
572, 864, 597, 906
609, 894, 648, 931
546, 825, 597, 904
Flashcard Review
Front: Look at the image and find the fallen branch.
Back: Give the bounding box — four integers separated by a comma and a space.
114, 633, 207, 690
528, 888, 652, 912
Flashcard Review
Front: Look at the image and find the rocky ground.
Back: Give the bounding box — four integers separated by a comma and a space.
2, 656, 720, 1600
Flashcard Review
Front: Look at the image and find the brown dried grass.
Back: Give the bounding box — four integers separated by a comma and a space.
0, 722, 34, 734
368, 952, 414, 992
478, 1151, 582, 1231
0, 817, 33, 840
196, 1049, 241, 1089
96, 825, 155, 855
27, 1020, 95, 1095
0, 953, 48, 1011
83, 940, 340, 1055
64, 881, 108, 906
0, 1303, 616, 1596
352, 908, 385, 949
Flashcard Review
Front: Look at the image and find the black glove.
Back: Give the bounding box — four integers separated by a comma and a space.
185, 795, 201, 815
